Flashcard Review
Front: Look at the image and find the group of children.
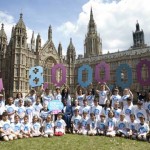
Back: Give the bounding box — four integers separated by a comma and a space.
0, 83, 150, 142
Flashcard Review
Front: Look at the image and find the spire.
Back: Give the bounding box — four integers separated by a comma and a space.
0, 23, 7, 39
136, 20, 140, 31
31, 31, 35, 44
67, 38, 75, 50
16, 13, 26, 29
36, 33, 41, 52
58, 42, 62, 57
90, 7, 94, 22
48, 25, 52, 40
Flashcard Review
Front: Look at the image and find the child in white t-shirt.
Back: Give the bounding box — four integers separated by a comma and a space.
87, 113, 97, 136
31, 115, 41, 137
11, 115, 23, 139
42, 115, 54, 138
71, 108, 81, 134
97, 114, 106, 136
54, 113, 66, 136
25, 100, 34, 123
111, 88, 121, 108
0, 112, 15, 141
21, 116, 32, 138
106, 110, 117, 137
79, 111, 88, 135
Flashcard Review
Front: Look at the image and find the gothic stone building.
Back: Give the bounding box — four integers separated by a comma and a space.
0, 9, 150, 97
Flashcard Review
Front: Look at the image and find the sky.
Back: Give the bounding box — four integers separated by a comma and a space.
0, 0, 150, 56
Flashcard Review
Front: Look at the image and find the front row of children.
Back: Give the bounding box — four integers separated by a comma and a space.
0, 107, 150, 142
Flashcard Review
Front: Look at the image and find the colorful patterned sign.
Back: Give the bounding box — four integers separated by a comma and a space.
78, 64, 93, 88
29, 66, 44, 87
116, 64, 132, 89
43, 82, 48, 90
95, 61, 110, 83
0, 78, 3, 92
51, 64, 66, 86
136, 59, 150, 86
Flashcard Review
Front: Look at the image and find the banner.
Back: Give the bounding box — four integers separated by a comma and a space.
29, 66, 44, 87
48, 100, 64, 114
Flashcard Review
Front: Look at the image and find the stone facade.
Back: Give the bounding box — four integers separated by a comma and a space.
0, 9, 150, 98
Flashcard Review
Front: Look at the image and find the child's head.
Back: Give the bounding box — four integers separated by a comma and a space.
2, 112, 8, 121
56, 87, 61, 94
16, 92, 23, 99
137, 101, 143, 108
83, 111, 88, 118
43, 104, 48, 110
114, 101, 119, 108
27, 99, 32, 106
18, 99, 23, 106
74, 108, 79, 116
36, 96, 41, 104
46, 115, 52, 122
83, 99, 88, 106
63, 99, 67, 106
105, 99, 111, 107
100, 84, 106, 91
130, 114, 135, 122
33, 115, 38, 123
108, 110, 114, 118
74, 99, 79, 106
57, 112, 63, 120
123, 88, 129, 95
127, 97, 132, 105
14, 115, 19, 123
90, 113, 95, 120
24, 116, 29, 123
100, 114, 105, 121
120, 112, 125, 121
45, 88, 50, 95
94, 98, 99, 106
8, 97, 13, 105
114, 88, 119, 95
139, 115, 145, 124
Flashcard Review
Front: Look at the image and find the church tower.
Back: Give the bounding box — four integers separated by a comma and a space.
66, 38, 76, 91
84, 8, 102, 58
132, 21, 147, 48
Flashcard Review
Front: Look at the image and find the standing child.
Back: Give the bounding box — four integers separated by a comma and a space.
113, 101, 122, 121
97, 114, 106, 136
21, 116, 32, 138
11, 115, 23, 139
54, 113, 66, 136
137, 115, 149, 141
87, 113, 97, 136
71, 108, 81, 134
31, 115, 41, 137
111, 89, 121, 108
42, 115, 54, 138
0, 112, 15, 141
106, 110, 117, 137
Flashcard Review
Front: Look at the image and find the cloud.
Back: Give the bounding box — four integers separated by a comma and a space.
0, 11, 45, 45
56, 0, 150, 55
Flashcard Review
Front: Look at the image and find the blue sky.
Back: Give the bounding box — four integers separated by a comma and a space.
0, 0, 150, 55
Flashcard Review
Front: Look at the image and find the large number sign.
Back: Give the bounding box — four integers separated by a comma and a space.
29, 66, 44, 87
136, 59, 150, 86
48, 100, 64, 114
78, 64, 93, 88
0, 78, 3, 92
116, 64, 132, 89
51, 64, 66, 87
95, 61, 110, 83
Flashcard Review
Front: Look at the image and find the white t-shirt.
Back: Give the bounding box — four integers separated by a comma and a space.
137, 123, 149, 134
77, 94, 85, 106
33, 103, 43, 117
102, 107, 111, 119
80, 117, 88, 129
128, 120, 138, 131
87, 118, 97, 129
16, 106, 26, 119
79, 105, 91, 116
72, 106, 81, 115
31, 122, 41, 132
0, 105, 6, 115
111, 94, 121, 107
54, 94, 62, 102
123, 105, 134, 122
27, 94, 36, 104
98, 90, 108, 105
21, 122, 31, 133
86, 95, 95, 106
43, 121, 54, 132
11, 122, 22, 133
0, 120, 12, 134
90, 105, 103, 120
55, 119, 66, 129
42, 94, 54, 105
121, 95, 131, 107
113, 108, 122, 121
5, 104, 16, 122
71, 115, 82, 130
97, 120, 106, 130
116, 119, 128, 130
145, 102, 150, 113
106, 117, 117, 130
40, 110, 50, 120
25, 106, 34, 123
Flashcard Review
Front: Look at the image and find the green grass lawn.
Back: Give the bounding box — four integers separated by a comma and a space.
0, 135, 149, 150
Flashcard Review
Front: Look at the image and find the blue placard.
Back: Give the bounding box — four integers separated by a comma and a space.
116, 64, 132, 89
29, 66, 44, 87
78, 64, 93, 88
48, 100, 64, 112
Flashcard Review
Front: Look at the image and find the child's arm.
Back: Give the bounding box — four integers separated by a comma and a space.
129, 89, 133, 100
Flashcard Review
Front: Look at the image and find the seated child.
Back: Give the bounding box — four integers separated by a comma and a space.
106, 110, 117, 137
11, 115, 23, 139
42, 115, 54, 138
127, 114, 138, 139
21, 116, 32, 138
116, 112, 128, 137
78, 111, 88, 135
31, 115, 41, 137
87, 113, 97, 136
54, 113, 66, 136
71, 108, 81, 134
137, 115, 149, 141
97, 114, 106, 136
0, 112, 15, 141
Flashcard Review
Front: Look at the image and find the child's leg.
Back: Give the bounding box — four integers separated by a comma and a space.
18, 134, 23, 139
8, 134, 14, 141
3, 136, 9, 141
43, 133, 48, 138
